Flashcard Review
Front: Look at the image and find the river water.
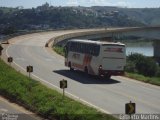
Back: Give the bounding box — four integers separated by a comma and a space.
95, 29, 160, 57
122, 40, 154, 56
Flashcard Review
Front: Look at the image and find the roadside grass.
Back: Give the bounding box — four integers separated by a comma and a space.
52, 45, 160, 86
53, 45, 65, 56
125, 72, 160, 86
0, 59, 116, 120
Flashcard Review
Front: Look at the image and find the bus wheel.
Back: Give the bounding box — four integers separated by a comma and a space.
70, 67, 74, 71
68, 62, 74, 71
105, 74, 111, 79
84, 67, 88, 75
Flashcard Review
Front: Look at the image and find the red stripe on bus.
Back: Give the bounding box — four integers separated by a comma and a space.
71, 54, 95, 75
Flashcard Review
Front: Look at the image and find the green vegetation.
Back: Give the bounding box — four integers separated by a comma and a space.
0, 59, 116, 120
125, 53, 160, 86
2, 26, 17, 35
125, 53, 158, 77
1, 4, 160, 35
53, 46, 65, 56
125, 72, 160, 86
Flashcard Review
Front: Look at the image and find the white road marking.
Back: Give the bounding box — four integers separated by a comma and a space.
15, 58, 26, 61
6, 45, 111, 114
44, 58, 52, 61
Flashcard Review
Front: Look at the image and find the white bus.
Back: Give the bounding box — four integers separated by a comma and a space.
64, 39, 126, 79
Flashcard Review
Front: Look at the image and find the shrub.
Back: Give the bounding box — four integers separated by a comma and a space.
127, 53, 144, 64
136, 57, 158, 77
156, 67, 160, 77
127, 53, 158, 77
53, 45, 65, 56
125, 61, 136, 72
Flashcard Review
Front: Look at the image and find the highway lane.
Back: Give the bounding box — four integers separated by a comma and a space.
5, 30, 160, 114
0, 96, 41, 120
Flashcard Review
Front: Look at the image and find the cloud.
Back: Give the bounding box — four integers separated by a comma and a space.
79, 0, 110, 6
66, 0, 128, 7
89, 0, 105, 4
89, 0, 107, 5
116, 1, 127, 7
66, 0, 78, 6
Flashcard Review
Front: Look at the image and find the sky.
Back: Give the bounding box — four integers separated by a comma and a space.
0, 0, 160, 8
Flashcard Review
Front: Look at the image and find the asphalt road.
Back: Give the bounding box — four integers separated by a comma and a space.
4, 30, 160, 114
0, 96, 41, 120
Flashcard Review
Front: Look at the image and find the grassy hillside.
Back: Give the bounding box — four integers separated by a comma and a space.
92, 6, 160, 26
0, 5, 145, 35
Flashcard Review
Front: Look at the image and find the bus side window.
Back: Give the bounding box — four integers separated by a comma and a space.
89, 44, 92, 55
81, 43, 84, 53
95, 45, 100, 56
72, 42, 75, 52
84, 43, 86, 53
94, 45, 98, 56
77, 43, 80, 52
75, 42, 78, 52
79, 43, 82, 53
89, 44, 93, 55
86, 44, 89, 54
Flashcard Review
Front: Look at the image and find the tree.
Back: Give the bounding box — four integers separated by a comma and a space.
136, 57, 157, 77
126, 53, 158, 77
2, 26, 17, 35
